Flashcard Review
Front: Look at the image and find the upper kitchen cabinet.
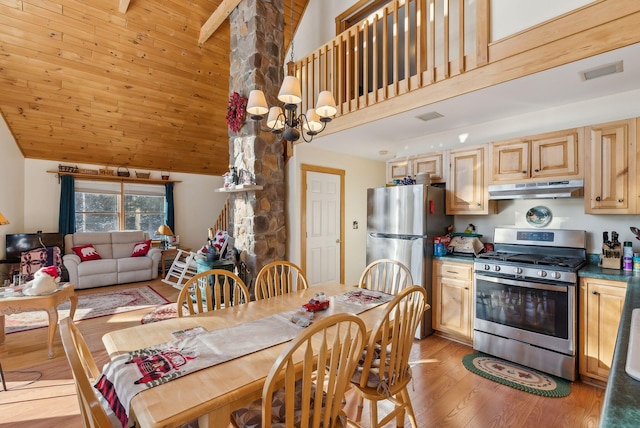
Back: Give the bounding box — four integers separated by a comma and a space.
491, 129, 581, 183
584, 118, 638, 214
446, 145, 495, 215
386, 158, 411, 182
386, 153, 445, 183
412, 153, 445, 183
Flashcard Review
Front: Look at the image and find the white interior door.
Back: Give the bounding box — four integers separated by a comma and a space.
305, 171, 341, 285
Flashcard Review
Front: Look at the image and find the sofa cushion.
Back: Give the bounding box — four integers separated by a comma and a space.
131, 240, 152, 257
112, 231, 146, 259
69, 232, 113, 259
72, 244, 102, 262
77, 258, 117, 276
117, 257, 152, 273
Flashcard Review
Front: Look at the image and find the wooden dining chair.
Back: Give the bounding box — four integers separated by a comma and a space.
254, 260, 309, 301
176, 269, 250, 317
59, 317, 122, 428
350, 285, 428, 428
358, 258, 414, 295
231, 313, 367, 428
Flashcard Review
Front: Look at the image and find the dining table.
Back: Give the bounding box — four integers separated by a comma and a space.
101, 282, 392, 428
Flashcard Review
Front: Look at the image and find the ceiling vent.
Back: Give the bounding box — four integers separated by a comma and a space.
580, 61, 623, 81
416, 111, 443, 122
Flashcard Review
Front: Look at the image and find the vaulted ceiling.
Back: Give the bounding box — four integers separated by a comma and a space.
0, 0, 308, 176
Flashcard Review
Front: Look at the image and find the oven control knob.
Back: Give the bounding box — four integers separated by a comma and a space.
514, 267, 523, 274
494, 265, 501, 272
551, 271, 561, 279
538, 270, 547, 277
484, 264, 491, 271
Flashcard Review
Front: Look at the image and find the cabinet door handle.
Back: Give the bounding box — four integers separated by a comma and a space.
595, 196, 601, 201
476, 203, 481, 206
464, 287, 469, 290
522, 170, 527, 174
592, 290, 599, 295
618, 199, 624, 203
534, 169, 539, 173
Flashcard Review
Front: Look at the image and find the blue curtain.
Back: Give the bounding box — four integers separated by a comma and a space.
58, 175, 76, 236
165, 182, 175, 231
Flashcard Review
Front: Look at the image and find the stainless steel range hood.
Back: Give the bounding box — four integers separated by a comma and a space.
488, 179, 584, 200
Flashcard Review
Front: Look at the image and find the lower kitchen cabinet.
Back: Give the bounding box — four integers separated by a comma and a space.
433, 259, 474, 344
579, 277, 627, 382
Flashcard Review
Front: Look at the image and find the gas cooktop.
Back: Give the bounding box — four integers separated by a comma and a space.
476, 251, 586, 270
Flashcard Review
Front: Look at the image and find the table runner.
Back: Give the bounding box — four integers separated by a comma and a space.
95, 289, 393, 427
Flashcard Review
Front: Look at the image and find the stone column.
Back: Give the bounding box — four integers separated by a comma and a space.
228, 0, 286, 294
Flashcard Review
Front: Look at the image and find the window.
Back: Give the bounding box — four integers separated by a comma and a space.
75, 180, 166, 237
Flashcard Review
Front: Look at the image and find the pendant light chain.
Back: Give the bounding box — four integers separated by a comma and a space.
289, 0, 294, 65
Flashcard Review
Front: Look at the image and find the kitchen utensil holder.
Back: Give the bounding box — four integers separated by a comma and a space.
600, 243, 622, 269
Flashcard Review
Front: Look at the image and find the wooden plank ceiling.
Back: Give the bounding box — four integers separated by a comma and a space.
0, 0, 308, 176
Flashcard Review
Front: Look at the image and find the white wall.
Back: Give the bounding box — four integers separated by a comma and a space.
0, 116, 25, 259
286, 144, 386, 285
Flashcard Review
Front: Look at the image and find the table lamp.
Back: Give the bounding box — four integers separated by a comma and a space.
157, 224, 174, 249
0, 212, 8, 225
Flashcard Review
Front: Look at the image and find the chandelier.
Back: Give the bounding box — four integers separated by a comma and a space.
245, 0, 337, 143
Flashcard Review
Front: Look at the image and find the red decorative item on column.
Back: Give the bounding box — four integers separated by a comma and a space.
226, 92, 247, 133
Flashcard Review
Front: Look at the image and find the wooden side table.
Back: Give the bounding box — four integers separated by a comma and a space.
0, 283, 78, 358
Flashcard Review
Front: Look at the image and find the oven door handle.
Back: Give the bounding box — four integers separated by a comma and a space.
475, 274, 569, 293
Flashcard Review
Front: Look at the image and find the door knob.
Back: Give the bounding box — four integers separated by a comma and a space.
336, 239, 340, 243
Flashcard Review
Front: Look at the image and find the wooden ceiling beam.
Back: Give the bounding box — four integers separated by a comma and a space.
199, 0, 242, 45
118, 0, 131, 14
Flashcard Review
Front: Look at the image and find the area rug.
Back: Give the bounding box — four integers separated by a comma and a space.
4, 286, 170, 334
462, 352, 570, 398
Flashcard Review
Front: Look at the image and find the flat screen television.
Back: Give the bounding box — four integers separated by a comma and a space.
5, 233, 64, 262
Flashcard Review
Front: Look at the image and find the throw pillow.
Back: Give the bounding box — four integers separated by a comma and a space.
72, 244, 102, 262
131, 239, 152, 257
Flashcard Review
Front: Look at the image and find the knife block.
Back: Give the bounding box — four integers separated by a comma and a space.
600, 243, 622, 269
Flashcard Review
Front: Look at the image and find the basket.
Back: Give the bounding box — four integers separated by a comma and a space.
99, 167, 114, 176
136, 171, 150, 179
59, 164, 78, 173
78, 168, 99, 175
117, 166, 130, 177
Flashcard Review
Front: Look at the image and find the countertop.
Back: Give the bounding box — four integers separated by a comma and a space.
598, 272, 640, 427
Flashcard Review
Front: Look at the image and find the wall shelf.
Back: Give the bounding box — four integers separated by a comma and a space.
48, 170, 181, 184
215, 185, 263, 193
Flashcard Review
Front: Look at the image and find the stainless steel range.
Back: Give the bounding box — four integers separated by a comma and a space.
473, 227, 587, 381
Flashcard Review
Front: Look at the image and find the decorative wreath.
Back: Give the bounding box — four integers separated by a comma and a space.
226, 91, 247, 134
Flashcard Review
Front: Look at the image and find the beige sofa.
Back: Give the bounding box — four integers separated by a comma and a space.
63, 231, 161, 289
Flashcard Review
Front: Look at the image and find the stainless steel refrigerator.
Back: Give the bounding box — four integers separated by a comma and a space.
366, 184, 451, 338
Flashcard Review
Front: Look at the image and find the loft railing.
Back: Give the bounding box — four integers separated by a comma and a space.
292, 0, 489, 118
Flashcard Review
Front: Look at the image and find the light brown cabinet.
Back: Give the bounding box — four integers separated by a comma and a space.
584, 118, 638, 214
386, 158, 411, 182
412, 153, 444, 183
579, 277, 627, 382
432, 260, 474, 344
386, 153, 444, 183
446, 145, 495, 215
491, 129, 581, 183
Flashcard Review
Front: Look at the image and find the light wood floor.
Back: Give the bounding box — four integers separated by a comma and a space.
0, 279, 604, 427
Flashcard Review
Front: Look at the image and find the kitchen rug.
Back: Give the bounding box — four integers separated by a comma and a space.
462, 352, 570, 397
5, 285, 170, 334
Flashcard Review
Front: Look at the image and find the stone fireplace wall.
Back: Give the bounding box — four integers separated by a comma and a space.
228, 0, 286, 294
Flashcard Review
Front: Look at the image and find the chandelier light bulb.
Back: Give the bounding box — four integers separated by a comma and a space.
315, 91, 337, 118
277, 76, 302, 104
266, 106, 285, 130
303, 109, 323, 132
246, 90, 269, 118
